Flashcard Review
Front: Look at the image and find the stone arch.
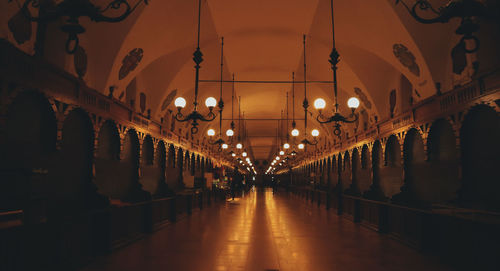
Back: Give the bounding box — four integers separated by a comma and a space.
118, 129, 149, 202
342, 151, 351, 191
2, 90, 57, 212
364, 140, 386, 200
371, 140, 383, 179
190, 153, 196, 176
402, 128, 427, 202
361, 145, 371, 169
200, 156, 205, 175
156, 141, 167, 172
330, 155, 338, 188
97, 120, 120, 160
205, 157, 210, 173
196, 155, 201, 175
168, 144, 176, 168
385, 135, 401, 167
322, 158, 328, 186
122, 129, 140, 162
459, 104, 500, 211
141, 135, 154, 166
140, 135, 166, 197
165, 144, 177, 190
358, 144, 372, 193
426, 119, 459, 203
51, 108, 100, 212
95, 120, 121, 199
348, 148, 361, 195
326, 157, 332, 188
380, 135, 403, 198
176, 148, 184, 187
184, 150, 190, 173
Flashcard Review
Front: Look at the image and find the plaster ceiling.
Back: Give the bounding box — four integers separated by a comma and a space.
3, 0, 470, 163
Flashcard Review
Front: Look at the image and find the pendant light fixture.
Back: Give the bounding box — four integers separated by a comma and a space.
396, 0, 488, 54
11, 0, 149, 54
300, 35, 319, 146
283, 91, 297, 157
313, 0, 360, 137
174, 0, 217, 134
226, 75, 236, 139
290, 72, 300, 138
236, 96, 244, 150
207, 37, 227, 148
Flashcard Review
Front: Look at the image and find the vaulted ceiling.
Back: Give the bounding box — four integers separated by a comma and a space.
5, 0, 492, 163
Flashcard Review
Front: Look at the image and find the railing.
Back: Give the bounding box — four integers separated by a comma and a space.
0, 189, 226, 271
289, 186, 500, 270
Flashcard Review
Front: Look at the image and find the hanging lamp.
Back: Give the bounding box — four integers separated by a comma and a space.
174, 0, 217, 134
314, 0, 360, 137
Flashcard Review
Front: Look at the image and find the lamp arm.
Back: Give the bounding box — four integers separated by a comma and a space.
17, 0, 61, 22
174, 113, 189, 122
396, 0, 448, 24
96, 0, 148, 22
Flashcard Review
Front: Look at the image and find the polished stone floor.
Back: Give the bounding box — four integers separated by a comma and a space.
81, 190, 452, 271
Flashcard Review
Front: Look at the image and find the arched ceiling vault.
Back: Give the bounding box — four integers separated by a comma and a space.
100, 0, 439, 161
3, 0, 469, 162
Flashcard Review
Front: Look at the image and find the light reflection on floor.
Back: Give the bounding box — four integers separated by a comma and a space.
81, 189, 452, 271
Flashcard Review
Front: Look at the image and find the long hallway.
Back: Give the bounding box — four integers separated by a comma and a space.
81, 190, 451, 271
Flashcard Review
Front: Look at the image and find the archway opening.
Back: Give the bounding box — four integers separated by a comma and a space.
381, 135, 403, 198
460, 105, 500, 211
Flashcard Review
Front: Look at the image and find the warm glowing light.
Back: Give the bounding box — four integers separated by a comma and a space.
222, 143, 228, 149
279, 151, 285, 155
314, 98, 326, 109
311, 129, 320, 137
283, 143, 290, 149
298, 143, 305, 149
291, 129, 299, 137
242, 152, 247, 157
231, 153, 236, 157
226, 129, 234, 137
347, 97, 360, 109
207, 129, 215, 136
205, 97, 217, 108
174, 97, 186, 108
275, 156, 280, 160
236, 143, 243, 149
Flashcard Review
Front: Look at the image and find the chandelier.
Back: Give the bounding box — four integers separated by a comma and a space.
314, 0, 360, 137
396, 0, 488, 54
174, 0, 217, 134
11, 0, 149, 54
288, 72, 303, 151
206, 37, 228, 149
299, 35, 320, 146
282, 91, 297, 158
235, 96, 244, 151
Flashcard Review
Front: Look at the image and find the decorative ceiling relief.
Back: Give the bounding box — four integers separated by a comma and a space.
74, 46, 88, 79
8, 9, 32, 45
354, 87, 372, 109
161, 89, 178, 111
118, 48, 144, 80
393, 44, 420, 77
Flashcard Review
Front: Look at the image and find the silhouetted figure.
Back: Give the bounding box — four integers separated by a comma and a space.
231, 167, 243, 200
230, 176, 236, 200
